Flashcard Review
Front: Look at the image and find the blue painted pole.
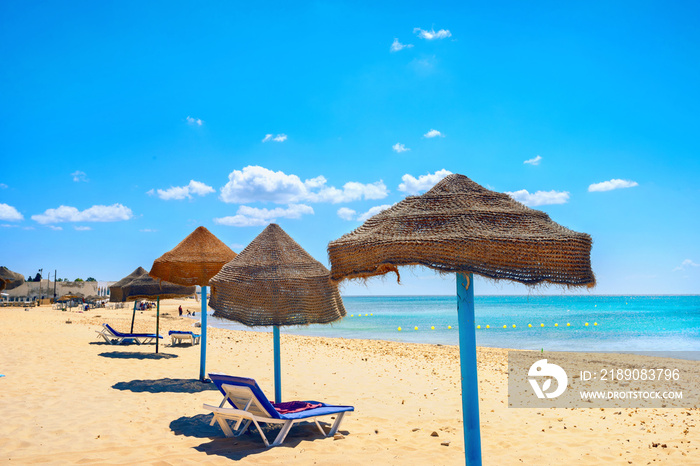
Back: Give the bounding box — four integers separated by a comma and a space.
457, 273, 482, 466
199, 286, 208, 382
155, 296, 160, 354
273, 325, 281, 403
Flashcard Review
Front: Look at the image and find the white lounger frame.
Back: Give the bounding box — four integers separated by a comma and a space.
95, 324, 158, 345
203, 383, 347, 447
170, 332, 200, 345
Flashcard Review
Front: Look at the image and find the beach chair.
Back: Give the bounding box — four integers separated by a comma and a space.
203, 373, 354, 447
96, 323, 162, 345
168, 330, 200, 345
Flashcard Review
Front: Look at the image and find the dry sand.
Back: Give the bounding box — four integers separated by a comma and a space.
1, 299, 697, 465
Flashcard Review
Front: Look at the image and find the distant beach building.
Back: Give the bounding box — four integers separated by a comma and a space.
1, 279, 114, 303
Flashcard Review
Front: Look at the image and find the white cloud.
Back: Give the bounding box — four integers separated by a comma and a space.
413, 27, 452, 40
229, 243, 246, 250
398, 169, 452, 195
0, 183, 8, 189
506, 189, 570, 206
390, 38, 413, 52
49, 225, 63, 231
219, 166, 388, 204
392, 143, 410, 153
71, 170, 87, 182
31, 204, 133, 224
588, 179, 639, 192
262, 133, 287, 142
140, 229, 157, 233
150, 180, 215, 200
186, 116, 203, 126
524, 155, 542, 166
1, 224, 18, 228
424, 129, 444, 138
673, 259, 699, 271
214, 204, 314, 227
74, 226, 91, 231
337, 207, 357, 221
358, 204, 394, 222
0, 203, 23, 221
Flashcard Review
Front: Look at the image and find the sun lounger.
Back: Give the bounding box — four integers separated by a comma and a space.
168, 330, 200, 345
203, 373, 354, 447
96, 323, 163, 345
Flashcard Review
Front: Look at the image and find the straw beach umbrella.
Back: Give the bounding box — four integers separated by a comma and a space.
328, 174, 595, 465
0, 266, 24, 291
110, 267, 147, 332
149, 226, 237, 379
118, 271, 195, 353
209, 223, 346, 403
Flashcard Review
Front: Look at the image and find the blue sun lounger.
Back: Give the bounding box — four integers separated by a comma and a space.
96, 323, 163, 345
203, 373, 354, 447
168, 330, 200, 345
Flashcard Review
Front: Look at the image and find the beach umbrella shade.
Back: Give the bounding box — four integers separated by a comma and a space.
149, 226, 237, 379
0, 266, 24, 292
327, 174, 595, 465
110, 267, 147, 332
119, 268, 196, 353
209, 223, 346, 402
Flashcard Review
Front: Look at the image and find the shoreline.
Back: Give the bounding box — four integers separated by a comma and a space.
1, 299, 698, 464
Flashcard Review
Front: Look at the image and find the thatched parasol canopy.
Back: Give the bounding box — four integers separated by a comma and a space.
119, 268, 195, 301
328, 174, 595, 288
149, 226, 237, 286
0, 266, 24, 291
58, 293, 83, 301
110, 267, 147, 303
210, 223, 346, 327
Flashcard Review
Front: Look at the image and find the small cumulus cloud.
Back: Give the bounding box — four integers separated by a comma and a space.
31, 204, 133, 224
424, 129, 444, 138
0, 183, 8, 189
71, 171, 88, 182
219, 166, 388, 205
392, 143, 410, 153
506, 189, 570, 206
229, 243, 246, 250
673, 259, 699, 272
0, 203, 23, 221
337, 207, 357, 221
1, 224, 18, 228
262, 134, 287, 143
398, 169, 452, 195
49, 225, 63, 231
74, 226, 91, 231
588, 179, 639, 192
214, 204, 314, 227
358, 204, 394, 222
140, 228, 157, 233
413, 27, 452, 40
390, 38, 413, 52
524, 155, 542, 166
149, 180, 215, 201
186, 116, 203, 126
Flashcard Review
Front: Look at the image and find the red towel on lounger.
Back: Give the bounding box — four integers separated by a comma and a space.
272, 400, 323, 414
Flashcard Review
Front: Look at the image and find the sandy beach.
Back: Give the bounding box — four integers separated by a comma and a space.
1, 299, 697, 465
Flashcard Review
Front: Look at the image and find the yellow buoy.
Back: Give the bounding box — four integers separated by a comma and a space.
486, 325, 490, 329
503, 325, 507, 329
554, 323, 558, 327
431, 326, 435, 330
566, 323, 571, 327
365, 313, 368, 316
414, 326, 418, 331
398, 327, 402, 331
512, 324, 516, 328
528, 324, 532, 328
540, 323, 544, 327
370, 313, 373, 316
585, 322, 589, 327
351, 314, 354, 317
594, 322, 598, 326
477, 325, 481, 329
448, 325, 452, 329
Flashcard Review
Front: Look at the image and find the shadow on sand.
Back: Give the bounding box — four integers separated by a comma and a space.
112, 378, 219, 393
170, 413, 345, 460
98, 351, 178, 360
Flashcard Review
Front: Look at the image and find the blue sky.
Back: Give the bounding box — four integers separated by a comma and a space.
1, 1, 698, 295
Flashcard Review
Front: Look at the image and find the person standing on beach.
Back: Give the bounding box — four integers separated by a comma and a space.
179, 305, 183, 316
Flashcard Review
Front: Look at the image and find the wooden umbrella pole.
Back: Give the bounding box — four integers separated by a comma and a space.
273, 325, 281, 403
457, 273, 482, 465
130, 301, 137, 333
156, 296, 160, 354
199, 286, 208, 381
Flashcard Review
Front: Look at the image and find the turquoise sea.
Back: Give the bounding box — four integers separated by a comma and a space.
200, 296, 700, 358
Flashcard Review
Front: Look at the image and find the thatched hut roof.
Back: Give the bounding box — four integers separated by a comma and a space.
210, 223, 346, 327
149, 226, 237, 286
0, 266, 24, 291
112, 267, 195, 301
109, 267, 147, 303
328, 174, 595, 288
